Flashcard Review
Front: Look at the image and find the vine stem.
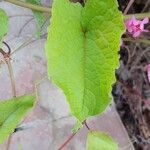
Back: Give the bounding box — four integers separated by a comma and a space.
5, 59, 16, 97
5, 0, 50, 13
58, 132, 77, 150
5, 0, 150, 19
58, 120, 91, 150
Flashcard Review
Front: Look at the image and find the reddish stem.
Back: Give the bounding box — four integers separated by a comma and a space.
58, 120, 91, 150
58, 132, 77, 150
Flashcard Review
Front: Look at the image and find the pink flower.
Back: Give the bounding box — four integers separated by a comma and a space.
126, 16, 149, 38
147, 64, 150, 83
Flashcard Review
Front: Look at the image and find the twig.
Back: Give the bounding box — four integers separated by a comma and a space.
131, 44, 138, 57
123, 0, 134, 15
124, 12, 150, 20
122, 38, 150, 45
122, 45, 132, 66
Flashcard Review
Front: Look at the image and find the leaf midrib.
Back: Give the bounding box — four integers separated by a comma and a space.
82, 30, 87, 111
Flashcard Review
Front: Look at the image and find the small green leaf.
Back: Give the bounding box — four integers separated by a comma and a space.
0, 8, 8, 47
26, 0, 45, 36
45, 0, 125, 122
87, 131, 118, 150
0, 95, 35, 144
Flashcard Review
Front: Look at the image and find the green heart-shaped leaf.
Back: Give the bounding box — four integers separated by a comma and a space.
45, 0, 125, 122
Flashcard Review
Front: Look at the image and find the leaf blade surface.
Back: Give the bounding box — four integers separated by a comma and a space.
87, 131, 118, 150
0, 95, 35, 144
46, 0, 125, 121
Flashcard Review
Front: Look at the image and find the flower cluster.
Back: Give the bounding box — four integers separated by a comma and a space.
126, 16, 149, 38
